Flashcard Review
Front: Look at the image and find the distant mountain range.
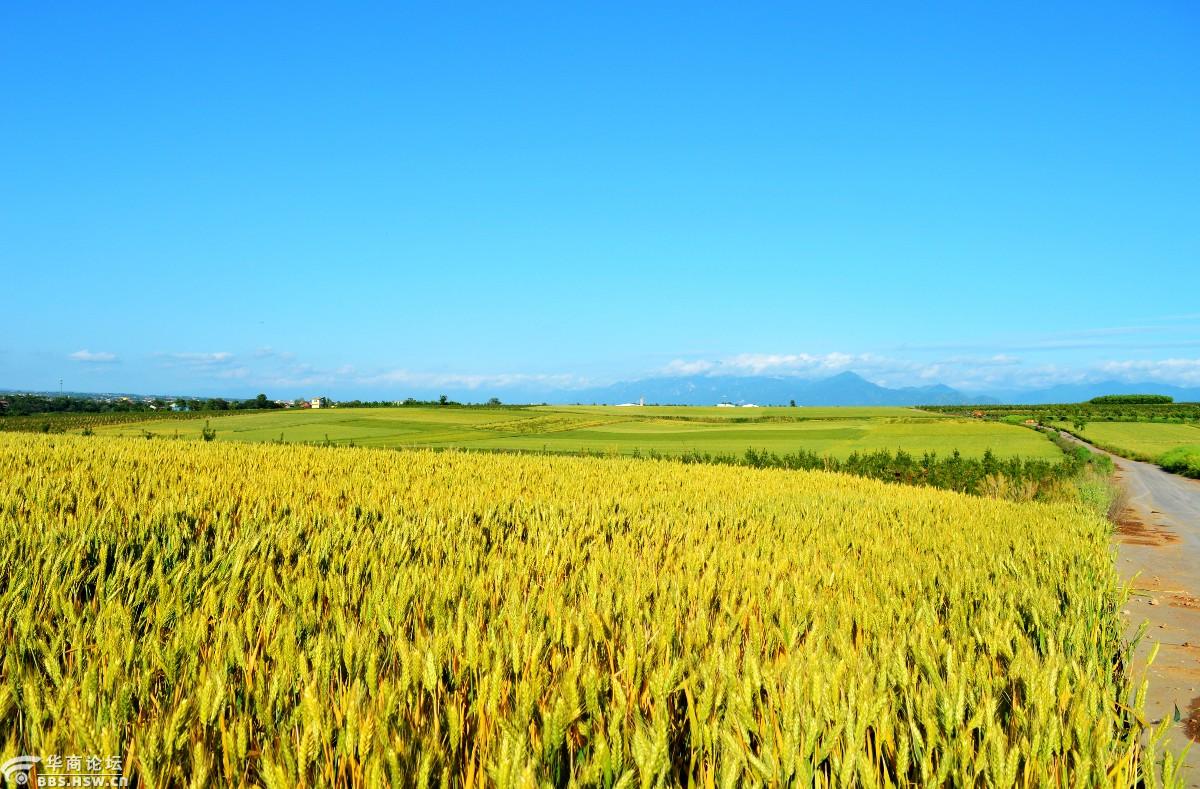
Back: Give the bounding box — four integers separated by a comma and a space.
552, 372, 1200, 407
558, 372, 995, 406
6, 375, 1199, 408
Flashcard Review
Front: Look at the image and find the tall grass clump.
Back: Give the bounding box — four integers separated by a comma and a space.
1159, 446, 1200, 479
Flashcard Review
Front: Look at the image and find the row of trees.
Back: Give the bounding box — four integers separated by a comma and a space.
0, 393, 529, 419
661, 443, 1110, 500
1088, 394, 1174, 405
324, 397, 511, 408
923, 401, 1200, 423
0, 393, 285, 417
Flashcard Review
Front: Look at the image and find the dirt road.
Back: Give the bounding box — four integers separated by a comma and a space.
1062, 431, 1200, 780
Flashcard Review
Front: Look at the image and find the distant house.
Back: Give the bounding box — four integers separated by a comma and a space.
741, 403, 760, 408
311, 397, 329, 409
1023, 418, 1038, 426
716, 402, 736, 408
614, 402, 640, 407
971, 410, 986, 418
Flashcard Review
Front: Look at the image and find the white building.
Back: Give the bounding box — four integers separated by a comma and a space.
716, 402, 736, 408
741, 403, 760, 408
311, 397, 329, 409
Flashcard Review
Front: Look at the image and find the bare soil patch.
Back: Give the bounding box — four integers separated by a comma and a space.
1185, 697, 1200, 742
1116, 509, 1180, 546
1171, 593, 1200, 610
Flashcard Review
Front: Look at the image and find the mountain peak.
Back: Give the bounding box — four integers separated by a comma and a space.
562, 370, 982, 406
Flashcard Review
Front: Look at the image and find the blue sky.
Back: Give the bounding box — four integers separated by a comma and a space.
3, 2, 1198, 398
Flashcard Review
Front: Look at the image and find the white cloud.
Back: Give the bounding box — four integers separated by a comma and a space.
663, 352, 857, 377
940, 354, 1022, 367
268, 374, 336, 388
108, 342, 1200, 397
359, 369, 585, 390
253, 347, 296, 361
661, 352, 914, 380
1096, 358, 1200, 386
149, 348, 354, 391
662, 359, 716, 375
726, 352, 857, 375
655, 349, 1200, 392
158, 351, 233, 364
69, 350, 118, 363
215, 367, 251, 380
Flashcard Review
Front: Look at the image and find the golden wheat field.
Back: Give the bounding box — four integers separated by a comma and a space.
0, 432, 1178, 787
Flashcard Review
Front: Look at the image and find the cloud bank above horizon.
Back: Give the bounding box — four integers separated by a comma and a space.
18, 315, 1195, 397
17, 344, 1200, 398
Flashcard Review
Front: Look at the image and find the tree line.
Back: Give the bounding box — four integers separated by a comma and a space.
332, 397, 514, 408
665, 442, 1111, 500
0, 392, 285, 417
922, 401, 1200, 423
1088, 394, 1173, 405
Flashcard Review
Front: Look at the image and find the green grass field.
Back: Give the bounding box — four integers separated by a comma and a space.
1055, 420, 1200, 462
94, 405, 1063, 460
